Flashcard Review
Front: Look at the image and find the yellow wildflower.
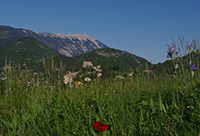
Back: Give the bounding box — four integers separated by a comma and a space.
73, 132, 76, 134
194, 51, 197, 53
187, 106, 190, 108
76, 81, 83, 86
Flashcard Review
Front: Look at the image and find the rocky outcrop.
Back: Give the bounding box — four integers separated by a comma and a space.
0, 25, 108, 57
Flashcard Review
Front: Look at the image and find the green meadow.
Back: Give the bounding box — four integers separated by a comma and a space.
0, 36, 200, 136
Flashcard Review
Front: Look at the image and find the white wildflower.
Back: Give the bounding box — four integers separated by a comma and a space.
84, 77, 91, 82
115, 75, 124, 79
97, 73, 102, 77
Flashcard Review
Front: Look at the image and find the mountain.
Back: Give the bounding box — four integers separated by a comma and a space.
30, 47, 154, 73
0, 25, 108, 57
0, 37, 60, 67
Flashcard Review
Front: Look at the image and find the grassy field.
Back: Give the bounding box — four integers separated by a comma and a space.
0, 36, 200, 136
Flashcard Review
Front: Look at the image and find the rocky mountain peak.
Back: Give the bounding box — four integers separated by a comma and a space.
0, 25, 108, 57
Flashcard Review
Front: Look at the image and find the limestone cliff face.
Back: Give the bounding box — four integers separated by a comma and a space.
0, 25, 108, 57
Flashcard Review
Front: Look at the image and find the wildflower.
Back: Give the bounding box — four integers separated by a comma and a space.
61, 100, 64, 103
94, 121, 108, 132
187, 64, 197, 77
140, 122, 143, 124
115, 75, 124, 79
1, 77, 6, 80
84, 77, 91, 82
186, 44, 193, 54
194, 51, 197, 53
63, 73, 73, 85
187, 106, 190, 108
73, 132, 76, 134
33, 72, 38, 75
97, 73, 102, 77
75, 81, 84, 86
153, 107, 156, 110
187, 64, 197, 70
167, 46, 178, 58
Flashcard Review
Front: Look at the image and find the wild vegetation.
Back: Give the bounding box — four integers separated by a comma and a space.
0, 35, 200, 135
0, 37, 60, 68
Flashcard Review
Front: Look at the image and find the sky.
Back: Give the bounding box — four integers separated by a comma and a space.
1, 0, 200, 64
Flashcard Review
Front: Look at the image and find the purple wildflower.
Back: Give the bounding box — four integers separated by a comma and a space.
167, 52, 173, 58
187, 64, 197, 70
187, 64, 197, 77
167, 46, 178, 58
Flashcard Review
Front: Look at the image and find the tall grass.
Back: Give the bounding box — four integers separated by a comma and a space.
0, 36, 200, 136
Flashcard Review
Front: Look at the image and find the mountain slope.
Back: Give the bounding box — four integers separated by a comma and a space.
0, 37, 60, 67
0, 25, 108, 57
31, 47, 154, 73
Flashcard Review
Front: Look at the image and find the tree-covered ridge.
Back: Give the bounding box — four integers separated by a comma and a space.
0, 37, 60, 67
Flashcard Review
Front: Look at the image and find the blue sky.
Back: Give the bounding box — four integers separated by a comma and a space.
1, 0, 200, 64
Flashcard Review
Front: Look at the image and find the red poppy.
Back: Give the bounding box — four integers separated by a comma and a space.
94, 121, 108, 132
61, 99, 64, 103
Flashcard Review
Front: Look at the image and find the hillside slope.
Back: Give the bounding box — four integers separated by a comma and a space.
30, 47, 154, 73
0, 37, 60, 68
